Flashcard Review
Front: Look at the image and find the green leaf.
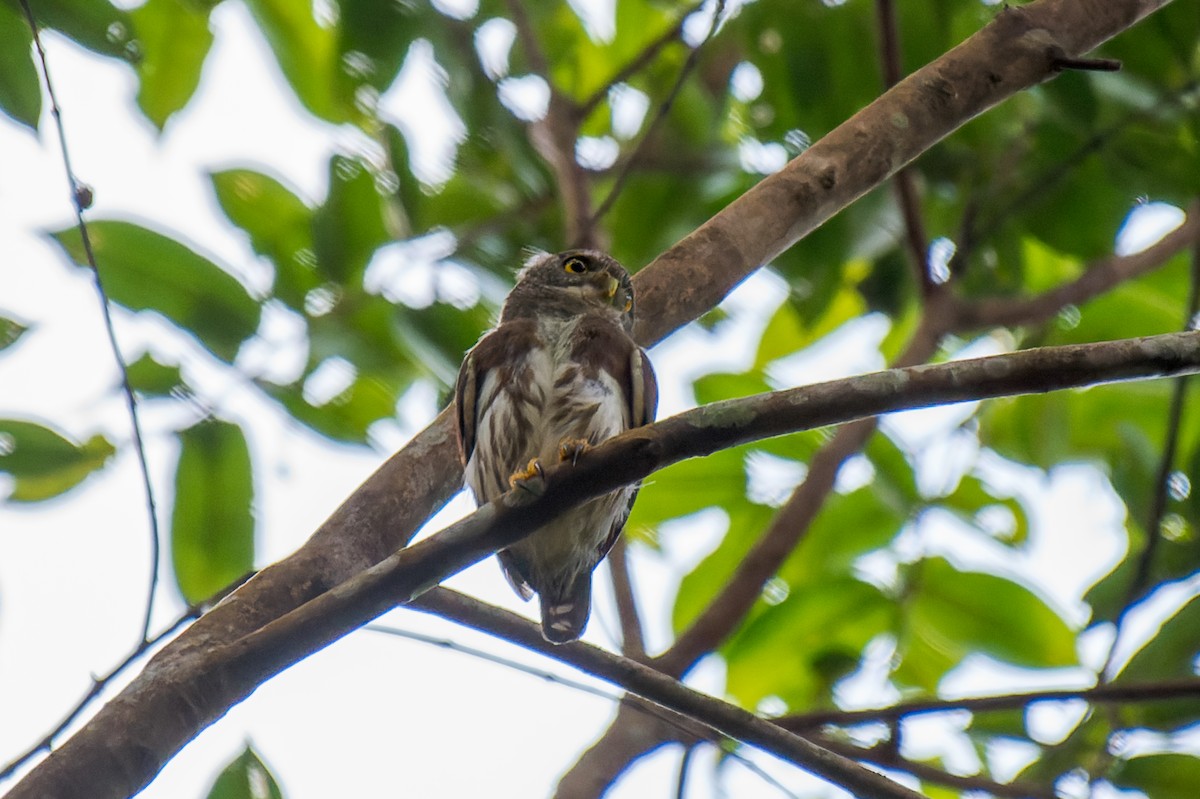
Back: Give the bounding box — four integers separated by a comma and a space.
902, 557, 1078, 678
779, 486, 906, 590
1110, 754, 1200, 799
204, 745, 285, 799
312, 155, 391, 283
692, 370, 772, 406
0, 3, 41, 129
627, 446, 748, 534
172, 420, 255, 604
132, 0, 213, 129
210, 168, 318, 310
0, 420, 115, 502
260, 373, 397, 445
18, 0, 138, 61
939, 474, 1029, 546
0, 314, 29, 352
125, 352, 183, 397
671, 501, 776, 634
724, 579, 893, 710
47, 220, 261, 362
242, 0, 346, 122
1113, 593, 1200, 729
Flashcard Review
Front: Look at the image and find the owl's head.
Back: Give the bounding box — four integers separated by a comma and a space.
503, 249, 635, 328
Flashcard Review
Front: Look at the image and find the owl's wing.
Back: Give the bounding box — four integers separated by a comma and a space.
595, 344, 659, 562
454, 319, 541, 468
455, 321, 540, 602
629, 346, 658, 428
453, 347, 479, 466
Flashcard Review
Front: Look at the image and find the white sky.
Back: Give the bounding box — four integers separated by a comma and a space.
0, 3, 1192, 798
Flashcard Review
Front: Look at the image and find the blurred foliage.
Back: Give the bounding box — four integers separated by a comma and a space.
4, 0, 1200, 795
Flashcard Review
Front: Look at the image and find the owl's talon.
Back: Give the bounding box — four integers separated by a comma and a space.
559, 438, 592, 465
507, 458, 546, 503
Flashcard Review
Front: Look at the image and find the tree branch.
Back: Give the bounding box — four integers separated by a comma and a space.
952, 202, 1200, 330
9, 1, 1173, 796
817, 737, 1057, 799
607, 538, 647, 660
633, 0, 1172, 345
411, 590, 925, 799
777, 678, 1200, 730
16, 326, 1200, 799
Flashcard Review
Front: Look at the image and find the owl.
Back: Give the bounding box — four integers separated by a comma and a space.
454, 249, 658, 643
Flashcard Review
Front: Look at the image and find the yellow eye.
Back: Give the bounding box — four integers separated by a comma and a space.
623, 297, 633, 312
564, 257, 587, 274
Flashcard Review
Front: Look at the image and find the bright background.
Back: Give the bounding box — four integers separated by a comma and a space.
0, 2, 1193, 797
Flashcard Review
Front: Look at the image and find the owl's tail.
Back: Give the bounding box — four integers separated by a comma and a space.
539, 574, 592, 644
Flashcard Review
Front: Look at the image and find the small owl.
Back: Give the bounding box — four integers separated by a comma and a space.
454, 249, 658, 643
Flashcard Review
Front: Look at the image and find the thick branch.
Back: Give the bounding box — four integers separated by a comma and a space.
21, 329, 1200, 799
633, 0, 1171, 345
10, 0, 1173, 796
411, 590, 923, 799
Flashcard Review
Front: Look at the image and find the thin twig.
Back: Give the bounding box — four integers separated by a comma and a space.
0, 611, 197, 781
875, 0, 934, 294
675, 744, 696, 799
778, 678, 1200, 730
607, 538, 647, 660
19, 0, 162, 645
817, 737, 1056, 799
587, 0, 727, 232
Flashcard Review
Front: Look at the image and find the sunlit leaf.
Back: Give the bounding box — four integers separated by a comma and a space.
779, 486, 906, 590
132, 0, 213, 128
724, 579, 893, 710
21, 0, 138, 61
172, 420, 255, 604
243, 0, 346, 122
210, 168, 318, 310
1110, 754, 1200, 799
671, 501, 775, 635
902, 557, 1078, 676
0, 420, 115, 502
47, 220, 261, 362
1113, 593, 1200, 729
259, 375, 396, 445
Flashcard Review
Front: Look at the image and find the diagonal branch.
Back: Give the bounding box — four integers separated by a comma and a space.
606, 538, 648, 660
415, 589, 923, 799
8, 1, 1173, 797
19, 329, 1200, 799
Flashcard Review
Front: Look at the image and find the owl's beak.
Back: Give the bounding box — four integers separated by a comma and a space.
603, 274, 619, 300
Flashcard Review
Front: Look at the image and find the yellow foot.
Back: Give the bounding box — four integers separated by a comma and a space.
558, 437, 592, 465
506, 458, 546, 506
506, 458, 544, 489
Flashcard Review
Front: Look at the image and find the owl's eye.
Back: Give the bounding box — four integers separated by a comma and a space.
563, 257, 587, 274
